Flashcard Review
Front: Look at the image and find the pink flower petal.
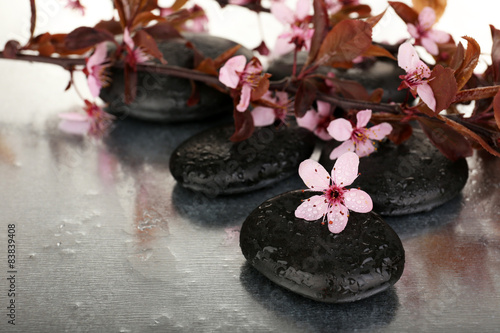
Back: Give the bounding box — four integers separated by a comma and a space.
88, 42, 107, 68
343, 189, 373, 213
316, 128, 333, 141
366, 123, 393, 140
356, 109, 372, 128
421, 37, 439, 55
58, 112, 91, 135
275, 91, 288, 104
298, 159, 331, 191
296, 109, 318, 132
327, 118, 353, 141
272, 36, 295, 57
271, 2, 295, 25
418, 7, 436, 31
317, 100, 331, 117
415, 59, 432, 78
355, 139, 376, 157
332, 151, 359, 187
219, 55, 246, 89
398, 42, 421, 73
416, 83, 436, 111
251, 106, 275, 126
58, 112, 89, 121
236, 84, 252, 112
295, 0, 310, 21
407, 23, 419, 39
123, 28, 134, 50
87, 75, 101, 98
325, 203, 349, 233
295, 195, 328, 221
428, 29, 450, 44
329, 140, 355, 160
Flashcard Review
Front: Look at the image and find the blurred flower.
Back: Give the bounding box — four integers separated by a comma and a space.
124, 28, 150, 69
65, 0, 85, 15
58, 101, 114, 136
407, 7, 450, 55
297, 101, 334, 141
251, 91, 290, 126
295, 152, 372, 233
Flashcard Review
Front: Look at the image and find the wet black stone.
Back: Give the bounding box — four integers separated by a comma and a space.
100, 33, 253, 122
319, 129, 469, 215
169, 125, 315, 196
240, 190, 405, 303
267, 51, 408, 103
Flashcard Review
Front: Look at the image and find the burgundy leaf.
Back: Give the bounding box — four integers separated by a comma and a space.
124, 62, 137, 104
251, 73, 271, 102
30, 0, 36, 40
133, 29, 166, 63
3, 40, 20, 59
387, 122, 413, 145
418, 117, 472, 161
365, 9, 387, 28
330, 78, 370, 101
388, 1, 418, 25
454, 36, 480, 90
449, 41, 464, 71
295, 79, 317, 117
131, 12, 165, 30
230, 108, 254, 142
306, 0, 329, 66
428, 64, 457, 112
187, 80, 200, 107
143, 21, 182, 40
94, 20, 123, 35
113, 0, 127, 27
65, 27, 115, 50
494, 89, 500, 130
253, 41, 270, 56
490, 25, 500, 82
316, 19, 372, 66
362, 44, 396, 60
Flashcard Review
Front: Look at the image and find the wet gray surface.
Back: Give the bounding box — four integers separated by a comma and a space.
1, 58, 500, 333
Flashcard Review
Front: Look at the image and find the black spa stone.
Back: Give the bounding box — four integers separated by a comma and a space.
319, 129, 469, 215
267, 51, 408, 103
100, 33, 253, 122
240, 190, 405, 303
170, 125, 316, 196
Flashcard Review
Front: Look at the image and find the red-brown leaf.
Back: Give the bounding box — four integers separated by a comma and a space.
65, 27, 115, 50
251, 74, 271, 101
449, 41, 464, 71
428, 64, 457, 112
331, 78, 370, 101
171, 0, 189, 11
387, 122, 413, 144
187, 80, 200, 107
490, 25, 500, 82
133, 29, 166, 63
365, 9, 387, 28
131, 12, 165, 30
388, 1, 418, 25
195, 58, 218, 76
143, 21, 182, 40
295, 79, 317, 117
230, 108, 254, 142
113, 0, 127, 28
306, 0, 329, 66
494, 89, 500, 130
213, 45, 242, 69
316, 19, 372, 66
362, 44, 396, 60
253, 41, 270, 56
95, 20, 123, 35
454, 36, 480, 90
417, 117, 472, 161
3, 40, 20, 59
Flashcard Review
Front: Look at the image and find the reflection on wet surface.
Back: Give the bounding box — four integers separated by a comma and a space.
1, 111, 499, 332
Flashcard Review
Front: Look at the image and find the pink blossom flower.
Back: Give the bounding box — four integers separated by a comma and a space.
58, 101, 114, 136
271, 0, 314, 53
407, 7, 450, 56
251, 91, 290, 126
84, 42, 109, 98
327, 109, 392, 159
65, 0, 85, 15
295, 152, 372, 233
124, 28, 150, 69
219, 55, 269, 112
397, 42, 436, 111
297, 101, 334, 141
